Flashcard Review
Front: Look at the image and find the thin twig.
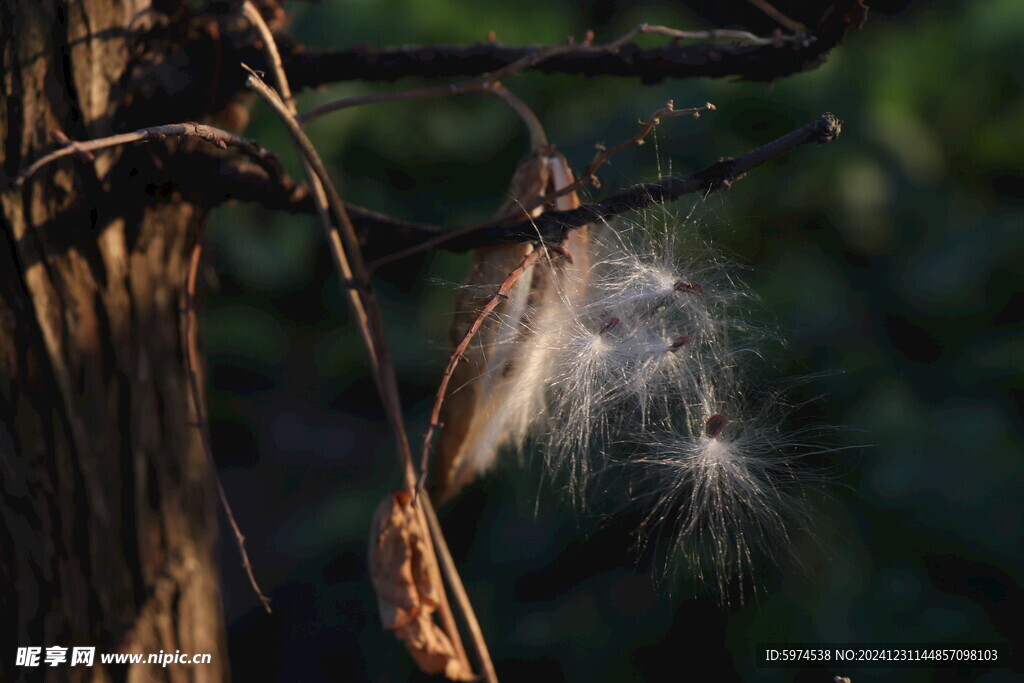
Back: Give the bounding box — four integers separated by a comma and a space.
241, 0, 409, 543
369, 112, 843, 265
548, 100, 715, 200
299, 51, 556, 146
13, 123, 285, 187
487, 84, 548, 149
240, 3, 414, 504
184, 241, 273, 614
606, 23, 809, 50
239, 22, 402, 447
299, 84, 471, 123
418, 249, 542, 490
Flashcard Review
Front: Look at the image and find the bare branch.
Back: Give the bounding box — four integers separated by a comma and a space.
556, 100, 716, 196
276, 0, 867, 88
161, 153, 446, 254
11, 122, 286, 188
369, 112, 842, 266
466, 112, 844, 247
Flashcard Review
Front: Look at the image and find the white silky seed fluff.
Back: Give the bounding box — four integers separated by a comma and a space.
460, 210, 821, 597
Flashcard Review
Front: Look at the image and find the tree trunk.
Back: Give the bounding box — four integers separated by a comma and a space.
2, 1, 227, 680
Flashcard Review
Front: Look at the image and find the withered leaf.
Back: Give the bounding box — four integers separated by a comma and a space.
396, 611, 473, 680
368, 492, 474, 681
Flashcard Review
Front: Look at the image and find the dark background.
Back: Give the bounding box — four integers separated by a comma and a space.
199, 0, 1023, 680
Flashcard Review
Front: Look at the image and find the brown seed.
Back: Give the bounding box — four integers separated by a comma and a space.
705, 413, 730, 439
669, 335, 690, 352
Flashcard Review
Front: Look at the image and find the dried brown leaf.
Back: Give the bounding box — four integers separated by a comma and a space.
396, 611, 474, 680
369, 491, 426, 628
368, 492, 474, 681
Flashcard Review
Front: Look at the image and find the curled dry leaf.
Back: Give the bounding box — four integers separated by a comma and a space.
431, 148, 589, 502
368, 491, 474, 681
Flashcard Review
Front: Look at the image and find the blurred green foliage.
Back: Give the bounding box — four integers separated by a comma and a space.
202, 1, 1022, 680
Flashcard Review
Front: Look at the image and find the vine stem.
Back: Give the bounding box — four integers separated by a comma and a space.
241, 3, 495, 679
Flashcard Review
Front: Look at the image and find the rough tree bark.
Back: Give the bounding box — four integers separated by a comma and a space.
1, 1, 228, 680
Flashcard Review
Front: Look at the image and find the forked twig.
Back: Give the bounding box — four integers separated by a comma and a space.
241, 2, 295, 108
547, 100, 715, 199
184, 241, 273, 613
243, 64, 413, 478
369, 100, 715, 269
244, 3, 407, 453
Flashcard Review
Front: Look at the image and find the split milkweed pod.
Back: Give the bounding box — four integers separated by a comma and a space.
430, 149, 589, 503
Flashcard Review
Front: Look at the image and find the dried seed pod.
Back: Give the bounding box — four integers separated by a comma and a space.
431, 149, 589, 502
